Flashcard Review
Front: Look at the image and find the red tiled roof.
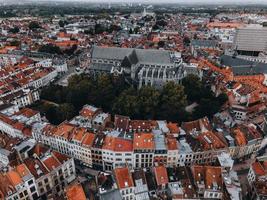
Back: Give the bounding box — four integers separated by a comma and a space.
133, 132, 155, 150
102, 136, 133, 152
114, 167, 134, 189
42, 156, 61, 171
154, 166, 169, 186
66, 183, 86, 200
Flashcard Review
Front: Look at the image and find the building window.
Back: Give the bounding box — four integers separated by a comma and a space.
28, 180, 33, 185
44, 178, 48, 184
30, 186, 36, 193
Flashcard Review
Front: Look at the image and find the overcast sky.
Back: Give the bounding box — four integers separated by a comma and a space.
55, 0, 266, 3
3, 0, 267, 4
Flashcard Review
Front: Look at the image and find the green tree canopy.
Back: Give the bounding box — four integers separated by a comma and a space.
29, 21, 41, 30
9, 26, 19, 34
157, 82, 187, 122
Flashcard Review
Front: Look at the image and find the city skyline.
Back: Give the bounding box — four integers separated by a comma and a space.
1, 0, 267, 5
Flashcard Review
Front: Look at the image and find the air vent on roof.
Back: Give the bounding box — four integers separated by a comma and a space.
37, 169, 43, 176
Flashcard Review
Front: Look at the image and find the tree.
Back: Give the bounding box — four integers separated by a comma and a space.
58, 20, 65, 27
108, 24, 122, 33
156, 20, 167, 27
157, 82, 187, 122
182, 74, 202, 103
58, 103, 76, 121
137, 86, 160, 119
95, 24, 106, 34
10, 40, 20, 47
112, 88, 139, 118
9, 26, 19, 34
95, 74, 116, 110
134, 27, 140, 34
63, 44, 77, 56
84, 29, 94, 35
158, 41, 165, 48
42, 104, 59, 125
217, 93, 228, 105
29, 21, 41, 30
183, 36, 191, 46
38, 44, 62, 54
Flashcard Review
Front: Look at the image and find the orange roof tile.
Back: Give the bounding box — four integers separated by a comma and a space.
81, 132, 95, 147
166, 136, 178, 150
252, 162, 265, 176
193, 166, 223, 190
154, 166, 169, 185
53, 123, 75, 139
233, 128, 247, 146
16, 164, 29, 178
114, 167, 134, 189
6, 171, 22, 187
102, 136, 133, 152
197, 131, 227, 150
133, 132, 155, 150
42, 156, 61, 171
167, 122, 180, 134
66, 183, 86, 200
72, 128, 86, 142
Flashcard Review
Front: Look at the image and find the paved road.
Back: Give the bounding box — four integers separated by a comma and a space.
55, 66, 76, 86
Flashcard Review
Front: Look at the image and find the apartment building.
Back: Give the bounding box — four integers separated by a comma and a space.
133, 132, 155, 168
114, 167, 135, 200
32, 123, 95, 167
24, 144, 76, 198
102, 135, 133, 171
0, 164, 39, 200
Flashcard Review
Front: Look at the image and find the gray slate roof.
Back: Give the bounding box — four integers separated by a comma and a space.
191, 40, 218, 48
92, 46, 173, 65
91, 46, 133, 60
220, 55, 267, 75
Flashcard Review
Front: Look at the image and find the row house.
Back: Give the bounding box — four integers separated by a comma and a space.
0, 113, 28, 138
0, 132, 21, 165
153, 130, 168, 166
69, 127, 95, 167
97, 171, 122, 200
70, 104, 110, 130
29, 105, 264, 172
33, 123, 95, 167
114, 167, 135, 200
36, 58, 68, 74
0, 133, 35, 168
230, 124, 262, 160
131, 169, 150, 200
133, 132, 155, 168
24, 144, 76, 198
153, 166, 169, 195
247, 157, 267, 199
91, 133, 105, 170
102, 135, 133, 171
247, 157, 267, 185
166, 135, 179, 167
11, 107, 41, 125
101, 159, 239, 200
0, 88, 40, 108
0, 164, 39, 200
192, 166, 223, 199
